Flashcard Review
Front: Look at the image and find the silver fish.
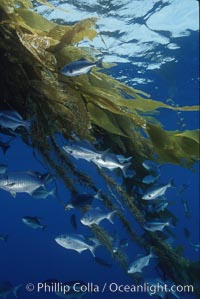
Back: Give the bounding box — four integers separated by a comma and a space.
92, 153, 132, 178
63, 145, 106, 162
147, 201, 169, 213
22, 216, 46, 230
80, 207, 116, 227
0, 110, 31, 131
142, 179, 175, 200
128, 248, 156, 274
61, 58, 103, 77
0, 282, 22, 298
143, 220, 171, 232
0, 171, 51, 197
142, 174, 159, 184
142, 160, 160, 174
55, 233, 98, 257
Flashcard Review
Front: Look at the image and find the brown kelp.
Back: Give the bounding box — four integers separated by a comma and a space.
0, 0, 199, 295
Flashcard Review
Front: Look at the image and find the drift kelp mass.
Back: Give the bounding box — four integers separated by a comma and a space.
0, 0, 199, 298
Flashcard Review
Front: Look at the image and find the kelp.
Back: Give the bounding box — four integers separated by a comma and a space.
146, 124, 199, 166
0, 0, 200, 295
0, 0, 199, 165
0, 0, 32, 13
35, 0, 70, 13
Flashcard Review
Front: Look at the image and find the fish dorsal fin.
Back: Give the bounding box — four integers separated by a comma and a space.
101, 148, 110, 154
101, 153, 108, 161
77, 146, 91, 152
32, 186, 46, 193
26, 171, 39, 177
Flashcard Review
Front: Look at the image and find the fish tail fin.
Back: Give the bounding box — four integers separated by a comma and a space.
108, 210, 116, 224
90, 244, 98, 257
123, 156, 132, 162
96, 57, 104, 68
13, 284, 22, 297
94, 189, 102, 200
121, 162, 132, 177
65, 203, 73, 211
49, 186, 57, 198
167, 218, 175, 228
89, 237, 101, 246
117, 155, 132, 163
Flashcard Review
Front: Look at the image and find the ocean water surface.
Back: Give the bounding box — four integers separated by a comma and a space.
0, 1, 199, 299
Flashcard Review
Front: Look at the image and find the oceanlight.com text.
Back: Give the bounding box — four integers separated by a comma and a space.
25, 281, 194, 295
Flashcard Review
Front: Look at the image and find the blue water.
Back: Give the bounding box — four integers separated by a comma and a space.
0, 1, 199, 299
